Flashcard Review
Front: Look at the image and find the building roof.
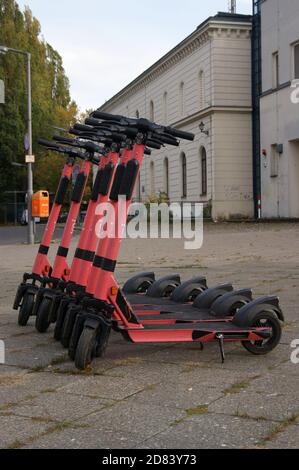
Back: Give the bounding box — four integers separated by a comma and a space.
99, 12, 252, 111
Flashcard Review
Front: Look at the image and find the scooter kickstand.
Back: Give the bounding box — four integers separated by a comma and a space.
216, 334, 225, 364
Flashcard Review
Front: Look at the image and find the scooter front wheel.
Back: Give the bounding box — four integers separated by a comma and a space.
18, 293, 34, 326
35, 298, 52, 333
75, 327, 97, 370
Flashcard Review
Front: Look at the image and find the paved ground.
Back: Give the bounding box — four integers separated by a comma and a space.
0, 222, 298, 449
0, 225, 64, 246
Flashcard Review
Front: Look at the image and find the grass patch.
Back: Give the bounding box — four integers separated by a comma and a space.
113, 357, 143, 367
181, 362, 210, 373
7, 439, 23, 449
0, 375, 25, 387
186, 404, 209, 416
0, 411, 14, 417
224, 380, 252, 395
50, 354, 68, 366
171, 418, 185, 427
30, 365, 45, 373
30, 416, 56, 424
257, 412, 299, 446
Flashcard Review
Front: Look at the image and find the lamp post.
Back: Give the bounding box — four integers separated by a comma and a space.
0, 45, 34, 244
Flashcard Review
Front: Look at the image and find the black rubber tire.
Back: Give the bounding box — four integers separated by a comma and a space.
60, 307, 77, 348
35, 298, 52, 333
75, 327, 97, 370
95, 324, 111, 358
18, 293, 34, 327
54, 300, 73, 341
242, 311, 282, 355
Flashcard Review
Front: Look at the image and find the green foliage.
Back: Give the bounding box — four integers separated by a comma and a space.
0, 0, 78, 201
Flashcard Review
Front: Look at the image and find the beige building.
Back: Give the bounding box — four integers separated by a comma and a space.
259, 0, 299, 218
100, 12, 254, 220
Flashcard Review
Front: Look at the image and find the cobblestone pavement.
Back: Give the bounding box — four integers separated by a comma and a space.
0, 222, 298, 449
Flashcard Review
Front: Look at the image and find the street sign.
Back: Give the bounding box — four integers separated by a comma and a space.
24, 133, 30, 151
25, 155, 35, 163
0, 79, 4, 104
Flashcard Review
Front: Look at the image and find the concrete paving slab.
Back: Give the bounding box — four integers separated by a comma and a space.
10, 391, 111, 422
0, 415, 51, 449
22, 427, 137, 449
78, 401, 186, 440
208, 391, 299, 422
138, 414, 277, 449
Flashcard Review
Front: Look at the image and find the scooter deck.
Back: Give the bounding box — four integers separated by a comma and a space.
127, 294, 219, 322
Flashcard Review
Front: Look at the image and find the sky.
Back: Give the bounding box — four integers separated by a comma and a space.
16, 0, 253, 112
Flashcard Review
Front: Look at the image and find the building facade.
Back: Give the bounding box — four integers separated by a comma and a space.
259, 0, 299, 218
99, 13, 254, 220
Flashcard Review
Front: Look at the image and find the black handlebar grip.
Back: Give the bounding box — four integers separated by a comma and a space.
157, 134, 179, 146
85, 117, 102, 127
92, 111, 124, 122
73, 123, 94, 132
144, 148, 152, 156
38, 138, 59, 150
146, 140, 162, 150
53, 136, 74, 145
165, 127, 195, 141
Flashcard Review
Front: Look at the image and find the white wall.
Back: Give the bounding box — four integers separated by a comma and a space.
260, 0, 299, 218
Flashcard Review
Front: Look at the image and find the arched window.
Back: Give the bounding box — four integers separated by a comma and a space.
150, 100, 154, 121
136, 110, 140, 118
198, 70, 205, 109
163, 92, 168, 123
181, 152, 187, 198
200, 147, 207, 196
163, 157, 169, 196
150, 161, 155, 195
179, 82, 185, 116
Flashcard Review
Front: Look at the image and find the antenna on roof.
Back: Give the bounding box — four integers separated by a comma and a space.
228, 0, 237, 13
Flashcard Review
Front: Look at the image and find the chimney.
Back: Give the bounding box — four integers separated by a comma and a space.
228, 0, 237, 13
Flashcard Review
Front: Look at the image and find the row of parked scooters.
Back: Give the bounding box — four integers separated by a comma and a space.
13, 111, 284, 370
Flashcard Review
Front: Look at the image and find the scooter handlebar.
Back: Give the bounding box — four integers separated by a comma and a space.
164, 127, 194, 141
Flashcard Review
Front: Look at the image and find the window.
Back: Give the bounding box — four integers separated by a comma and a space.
181, 152, 187, 198
200, 147, 207, 196
294, 43, 299, 79
163, 92, 168, 123
179, 82, 185, 116
150, 100, 154, 121
198, 71, 205, 109
136, 110, 140, 118
273, 51, 279, 88
150, 161, 155, 195
270, 144, 279, 177
163, 158, 169, 196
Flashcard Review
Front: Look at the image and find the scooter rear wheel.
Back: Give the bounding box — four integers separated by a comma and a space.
75, 327, 97, 370
35, 298, 52, 333
18, 293, 34, 327
242, 311, 282, 355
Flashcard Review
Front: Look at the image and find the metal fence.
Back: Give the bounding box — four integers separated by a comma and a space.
0, 202, 27, 225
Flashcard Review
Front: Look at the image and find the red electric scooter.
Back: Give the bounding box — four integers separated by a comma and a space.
12, 142, 92, 326
62, 113, 283, 370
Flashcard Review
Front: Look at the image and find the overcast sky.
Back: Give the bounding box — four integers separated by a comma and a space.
16, 0, 252, 112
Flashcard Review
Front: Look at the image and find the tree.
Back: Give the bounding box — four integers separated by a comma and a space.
0, 0, 78, 201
